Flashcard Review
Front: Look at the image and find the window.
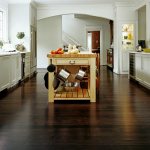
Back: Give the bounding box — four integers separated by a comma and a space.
0, 11, 3, 40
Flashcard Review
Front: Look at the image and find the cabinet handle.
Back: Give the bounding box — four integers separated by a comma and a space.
69, 60, 75, 64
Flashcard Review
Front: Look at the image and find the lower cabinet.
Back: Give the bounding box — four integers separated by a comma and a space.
10, 54, 21, 86
121, 51, 130, 74
140, 55, 150, 87
0, 53, 21, 92
24, 52, 30, 78
0, 56, 11, 91
134, 53, 150, 89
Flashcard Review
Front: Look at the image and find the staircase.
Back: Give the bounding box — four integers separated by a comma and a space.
62, 31, 86, 51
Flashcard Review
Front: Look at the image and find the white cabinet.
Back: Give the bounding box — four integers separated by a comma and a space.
0, 56, 11, 91
122, 51, 129, 72
10, 55, 17, 86
141, 55, 150, 86
10, 54, 21, 86
24, 52, 30, 77
134, 53, 150, 89
0, 53, 21, 92
16, 54, 21, 81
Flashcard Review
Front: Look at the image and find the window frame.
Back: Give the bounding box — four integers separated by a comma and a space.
0, 10, 4, 40
0, 8, 7, 42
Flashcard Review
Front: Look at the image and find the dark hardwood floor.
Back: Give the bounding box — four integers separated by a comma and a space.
0, 67, 150, 150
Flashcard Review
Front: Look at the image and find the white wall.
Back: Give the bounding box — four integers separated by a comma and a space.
138, 6, 146, 40
8, 4, 30, 50
62, 14, 110, 65
35, 1, 149, 73
37, 4, 114, 20
114, 3, 137, 74
0, 0, 8, 41
37, 16, 62, 68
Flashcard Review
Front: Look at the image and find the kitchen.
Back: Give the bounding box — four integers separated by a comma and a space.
0, 0, 150, 149
0, 0, 150, 96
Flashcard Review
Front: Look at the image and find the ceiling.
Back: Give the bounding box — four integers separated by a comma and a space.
7, 0, 141, 5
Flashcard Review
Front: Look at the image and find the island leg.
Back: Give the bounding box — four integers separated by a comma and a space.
90, 58, 96, 102
48, 72, 54, 103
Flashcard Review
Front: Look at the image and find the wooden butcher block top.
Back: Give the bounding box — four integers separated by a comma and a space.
47, 52, 96, 58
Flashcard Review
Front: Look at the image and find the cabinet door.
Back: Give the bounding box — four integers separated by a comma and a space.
16, 54, 21, 80
141, 55, 150, 86
10, 55, 17, 86
0, 56, 10, 91
10, 54, 22, 86
122, 51, 129, 73
24, 54, 30, 77
135, 54, 142, 81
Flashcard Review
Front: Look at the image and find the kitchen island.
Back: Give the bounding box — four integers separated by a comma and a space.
47, 52, 97, 103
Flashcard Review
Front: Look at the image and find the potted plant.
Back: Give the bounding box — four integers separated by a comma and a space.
16, 32, 26, 51
16, 32, 25, 39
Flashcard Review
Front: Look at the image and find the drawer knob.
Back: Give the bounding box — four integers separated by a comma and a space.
69, 60, 75, 64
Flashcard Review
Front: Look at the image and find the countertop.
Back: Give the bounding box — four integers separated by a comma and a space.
129, 51, 150, 55
0, 51, 30, 56
0, 51, 20, 56
47, 52, 97, 58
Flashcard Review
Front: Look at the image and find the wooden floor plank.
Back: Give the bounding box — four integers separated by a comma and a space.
0, 67, 150, 150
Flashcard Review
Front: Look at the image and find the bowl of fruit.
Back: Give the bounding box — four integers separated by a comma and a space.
50, 48, 64, 54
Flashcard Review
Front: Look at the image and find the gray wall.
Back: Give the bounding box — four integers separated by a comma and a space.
37, 16, 62, 68
138, 5, 146, 41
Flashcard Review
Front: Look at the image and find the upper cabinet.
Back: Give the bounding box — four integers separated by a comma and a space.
122, 24, 134, 51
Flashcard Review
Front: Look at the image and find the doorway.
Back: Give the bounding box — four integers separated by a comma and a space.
87, 31, 100, 52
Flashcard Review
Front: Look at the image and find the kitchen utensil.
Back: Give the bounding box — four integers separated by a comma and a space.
63, 82, 79, 87
63, 82, 79, 91
44, 72, 60, 90
57, 69, 70, 82
53, 75, 60, 90
44, 72, 48, 89
75, 69, 86, 81
47, 59, 56, 72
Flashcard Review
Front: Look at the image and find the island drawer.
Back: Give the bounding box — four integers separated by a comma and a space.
54, 58, 89, 65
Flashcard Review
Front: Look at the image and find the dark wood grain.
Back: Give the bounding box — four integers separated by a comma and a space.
0, 67, 150, 150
